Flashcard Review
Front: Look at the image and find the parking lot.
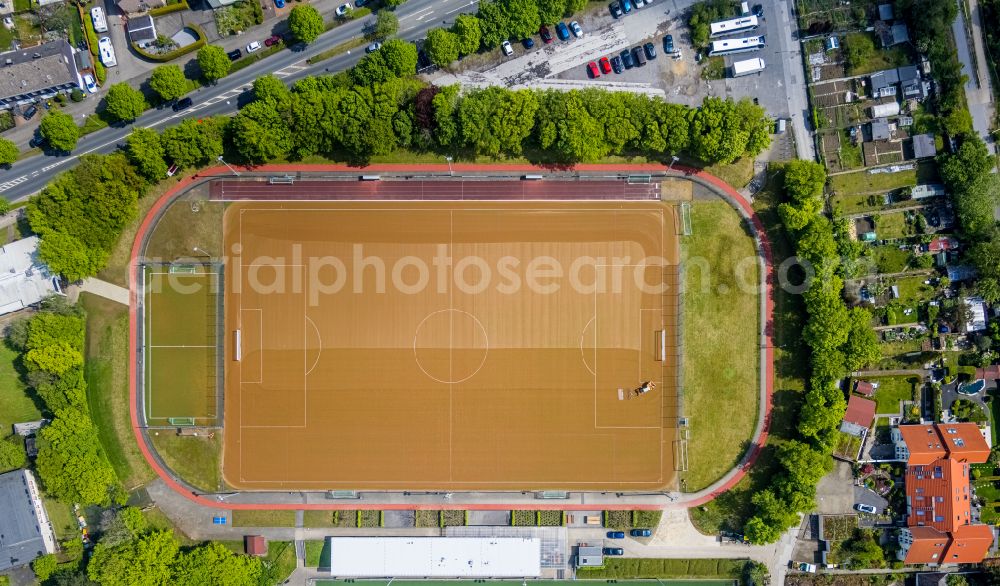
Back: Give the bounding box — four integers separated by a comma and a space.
435, 0, 801, 124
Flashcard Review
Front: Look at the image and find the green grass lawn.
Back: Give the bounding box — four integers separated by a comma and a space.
142, 505, 196, 545
845, 34, 910, 76
82, 293, 155, 490
305, 539, 329, 567
829, 192, 889, 214
263, 540, 297, 583
874, 212, 911, 239
829, 168, 917, 196
43, 495, 77, 540
887, 304, 919, 325
859, 376, 917, 414
680, 201, 760, 492
896, 275, 937, 304
0, 342, 40, 440
149, 433, 221, 492
231, 509, 297, 527
872, 246, 912, 273
576, 558, 747, 579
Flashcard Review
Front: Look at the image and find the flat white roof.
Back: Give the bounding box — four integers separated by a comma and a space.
0, 236, 60, 316
328, 537, 542, 578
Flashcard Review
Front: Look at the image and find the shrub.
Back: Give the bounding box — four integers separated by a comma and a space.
414, 510, 438, 527
511, 510, 535, 526
633, 510, 662, 528
148, 0, 188, 15
132, 23, 206, 61
537, 510, 562, 526
604, 510, 631, 528
439, 510, 465, 527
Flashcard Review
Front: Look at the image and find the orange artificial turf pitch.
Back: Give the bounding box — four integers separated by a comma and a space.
222, 202, 680, 490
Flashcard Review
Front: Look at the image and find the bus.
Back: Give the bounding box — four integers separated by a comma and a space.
732, 57, 765, 77
709, 35, 765, 56
709, 15, 759, 37
90, 6, 107, 33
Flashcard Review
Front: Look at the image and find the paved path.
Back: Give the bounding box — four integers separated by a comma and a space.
80, 277, 130, 305
851, 369, 926, 378
955, 3, 996, 154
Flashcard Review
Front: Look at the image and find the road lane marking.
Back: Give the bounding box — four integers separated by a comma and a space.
0, 175, 27, 192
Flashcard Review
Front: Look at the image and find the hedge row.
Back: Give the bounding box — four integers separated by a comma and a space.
132, 23, 207, 62
577, 558, 749, 579
149, 0, 190, 16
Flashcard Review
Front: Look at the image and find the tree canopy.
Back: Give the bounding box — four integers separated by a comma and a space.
36, 407, 118, 506
0, 137, 18, 165
149, 65, 189, 102
125, 127, 168, 182
197, 45, 231, 82
288, 4, 324, 43
39, 110, 80, 152
104, 83, 147, 122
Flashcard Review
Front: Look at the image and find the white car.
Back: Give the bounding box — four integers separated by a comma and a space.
633, 0, 645, 6
570, 21, 582, 37
335, 2, 351, 16
98, 36, 117, 67
82, 74, 97, 93
365, 41, 381, 53
246, 40, 262, 53
501, 40, 513, 56
854, 503, 877, 514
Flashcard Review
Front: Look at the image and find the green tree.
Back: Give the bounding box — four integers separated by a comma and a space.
0, 137, 18, 165
125, 127, 167, 182
382, 0, 407, 6
784, 159, 827, 201
351, 39, 417, 85
453, 14, 482, 55
33, 554, 58, 582
743, 561, 769, 586
88, 530, 179, 586
425, 28, 461, 67
39, 110, 79, 152
458, 87, 538, 156
537, 0, 567, 23
149, 65, 188, 102
0, 436, 26, 473
197, 45, 231, 82
38, 231, 108, 282
477, 1, 508, 47
288, 4, 324, 43
252, 74, 291, 107
161, 118, 225, 168
432, 84, 460, 147
172, 542, 264, 586
843, 307, 881, 370
231, 101, 292, 163
939, 134, 993, 192
104, 83, 147, 122
843, 33, 875, 72
954, 173, 1000, 240
25, 342, 83, 375
374, 9, 399, 38
36, 408, 118, 506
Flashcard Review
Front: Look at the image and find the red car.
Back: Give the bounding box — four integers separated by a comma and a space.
587, 61, 601, 78
599, 56, 612, 74
540, 26, 553, 44
264, 34, 282, 47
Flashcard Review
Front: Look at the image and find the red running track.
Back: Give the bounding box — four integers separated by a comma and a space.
128, 163, 773, 511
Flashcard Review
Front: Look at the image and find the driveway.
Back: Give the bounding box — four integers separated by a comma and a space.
105, 0, 158, 83
815, 461, 856, 515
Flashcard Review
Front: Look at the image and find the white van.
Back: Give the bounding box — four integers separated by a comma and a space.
740, 1, 750, 14
90, 6, 108, 33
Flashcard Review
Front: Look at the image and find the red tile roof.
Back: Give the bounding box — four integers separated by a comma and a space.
854, 380, 876, 397
903, 526, 950, 564
975, 365, 1000, 381
897, 423, 989, 465
906, 458, 970, 533
928, 237, 958, 253
843, 395, 876, 429
944, 525, 995, 563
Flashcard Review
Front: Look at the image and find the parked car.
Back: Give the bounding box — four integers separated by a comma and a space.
752, 3, 764, 17
172, 97, 193, 111
82, 73, 97, 93
246, 40, 262, 53
599, 56, 611, 73
365, 41, 381, 53
606, 531, 625, 539
609, 1, 622, 17
22, 104, 37, 120
663, 34, 674, 53
610, 55, 623, 73
522, 37, 535, 49
570, 21, 582, 37
621, 0, 632, 13
620, 48, 634, 68
630, 528, 652, 537
227, 48, 242, 61
586, 61, 600, 77
355, 0, 367, 5
335, 2, 351, 16
631, 45, 646, 66
28, 136, 43, 149
264, 34, 282, 47
274, 0, 284, 7
633, 0, 644, 7
555, 22, 570, 41
539, 25, 553, 43
643, 41, 656, 59
501, 40, 513, 56
855, 503, 877, 514
603, 547, 624, 556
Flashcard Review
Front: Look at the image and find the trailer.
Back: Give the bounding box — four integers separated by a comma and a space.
90, 6, 108, 33
731, 57, 765, 77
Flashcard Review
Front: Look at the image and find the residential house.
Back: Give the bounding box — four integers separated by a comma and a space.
893, 423, 994, 565
0, 236, 62, 316
878, 3, 894, 20
127, 14, 157, 47
841, 395, 876, 437
974, 365, 1000, 381
963, 297, 988, 333
912, 184, 946, 200
869, 66, 925, 100
0, 40, 81, 108
927, 237, 958, 254
878, 22, 910, 47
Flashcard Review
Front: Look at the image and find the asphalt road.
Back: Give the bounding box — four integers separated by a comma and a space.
0, 0, 478, 201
